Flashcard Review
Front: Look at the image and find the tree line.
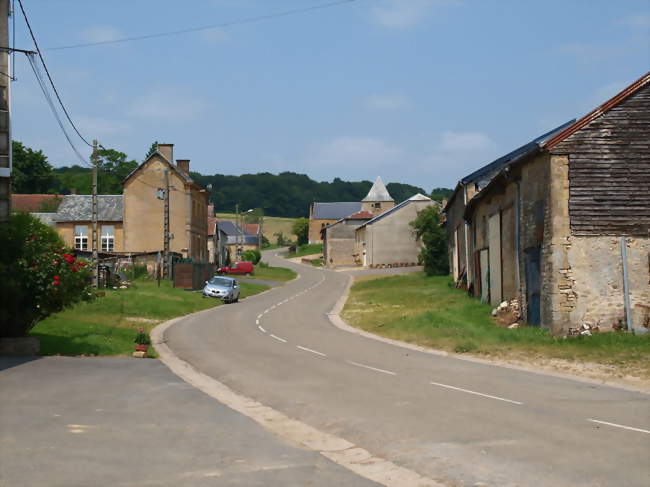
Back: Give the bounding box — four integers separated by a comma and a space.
11, 140, 453, 218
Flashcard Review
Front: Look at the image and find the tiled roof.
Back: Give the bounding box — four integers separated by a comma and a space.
12, 194, 61, 213
346, 210, 374, 219
54, 195, 123, 222
217, 221, 258, 245
312, 202, 362, 220
31, 212, 57, 226
362, 176, 393, 202
242, 223, 260, 235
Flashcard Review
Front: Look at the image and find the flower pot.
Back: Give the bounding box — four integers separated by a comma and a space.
134, 343, 149, 353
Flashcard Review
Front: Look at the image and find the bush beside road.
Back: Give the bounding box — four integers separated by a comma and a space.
342, 273, 650, 382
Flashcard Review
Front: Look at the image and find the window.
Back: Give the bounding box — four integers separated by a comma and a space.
101, 225, 115, 252
74, 225, 88, 250
373, 202, 381, 209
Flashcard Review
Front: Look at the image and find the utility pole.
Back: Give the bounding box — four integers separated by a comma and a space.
0, 0, 11, 223
235, 203, 239, 262
163, 168, 170, 278
91, 139, 99, 288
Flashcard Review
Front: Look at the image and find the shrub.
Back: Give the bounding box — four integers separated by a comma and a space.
126, 263, 149, 280
410, 206, 449, 276
0, 213, 94, 337
242, 250, 261, 264
292, 217, 309, 246
134, 327, 151, 345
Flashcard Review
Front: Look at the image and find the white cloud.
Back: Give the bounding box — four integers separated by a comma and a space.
76, 115, 131, 137
438, 131, 495, 153
618, 13, 650, 30
126, 86, 207, 122
198, 28, 230, 44
81, 26, 124, 44
369, 0, 457, 29
364, 92, 411, 111
305, 136, 405, 180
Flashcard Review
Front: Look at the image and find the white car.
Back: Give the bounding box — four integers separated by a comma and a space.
202, 276, 240, 303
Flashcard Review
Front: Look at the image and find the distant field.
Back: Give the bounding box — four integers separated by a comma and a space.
215, 213, 297, 243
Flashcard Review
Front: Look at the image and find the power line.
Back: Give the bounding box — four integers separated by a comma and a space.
46, 0, 357, 51
16, 0, 92, 147
25, 52, 92, 167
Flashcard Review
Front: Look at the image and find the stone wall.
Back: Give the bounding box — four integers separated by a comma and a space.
566, 236, 650, 330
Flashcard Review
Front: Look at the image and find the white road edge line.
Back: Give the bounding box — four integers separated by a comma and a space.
297, 345, 327, 357
347, 360, 396, 376
430, 381, 523, 405
587, 418, 650, 434
270, 334, 287, 343
258, 325, 266, 333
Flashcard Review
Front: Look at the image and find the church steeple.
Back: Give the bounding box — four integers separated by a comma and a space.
361, 176, 395, 215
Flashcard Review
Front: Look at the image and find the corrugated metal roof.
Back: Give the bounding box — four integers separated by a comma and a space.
358, 193, 431, 229
312, 202, 362, 220
460, 119, 575, 189
54, 195, 123, 222
362, 176, 393, 202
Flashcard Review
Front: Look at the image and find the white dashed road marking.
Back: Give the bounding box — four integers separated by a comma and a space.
347, 360, 396, 376
430, 381, 523, 405
258, 325, 266, 333
297, 345, 327, 357
587, 419, 650, 434
270, 334, 287, 343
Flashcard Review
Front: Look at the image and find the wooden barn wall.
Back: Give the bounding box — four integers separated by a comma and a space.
552, 84, 650, 236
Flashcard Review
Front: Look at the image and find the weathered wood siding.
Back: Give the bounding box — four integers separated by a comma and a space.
551, 84, 650, 236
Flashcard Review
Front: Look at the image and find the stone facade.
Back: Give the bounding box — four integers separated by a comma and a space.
322, 213, 372, 268
123, 145, 209, 262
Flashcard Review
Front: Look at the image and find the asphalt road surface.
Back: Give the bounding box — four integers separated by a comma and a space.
165, 251, 649, 487
0, 356, 381, 487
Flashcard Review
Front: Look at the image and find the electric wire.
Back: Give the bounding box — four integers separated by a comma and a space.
46, 0, 356, 51
17, 0, 92, 147
25, 52, 91, 167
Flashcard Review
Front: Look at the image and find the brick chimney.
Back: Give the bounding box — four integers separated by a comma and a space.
176, 159, 190, 174
157, 143, 174, 162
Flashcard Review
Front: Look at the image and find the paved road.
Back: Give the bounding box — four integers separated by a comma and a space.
0, 356, 380, 487
165, 251, 650, 486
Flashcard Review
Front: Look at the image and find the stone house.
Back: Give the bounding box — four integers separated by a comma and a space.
217, 221, 258, 262
355, 194, 434, 267
49, 194, 124, 252
442, 120, 574, 287
463, 73, 650, 334
321, 210, 373, 268
308, 177, 395, 244
123, 144, 209, 262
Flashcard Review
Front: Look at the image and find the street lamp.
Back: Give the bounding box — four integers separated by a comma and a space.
237, 207, 253, 261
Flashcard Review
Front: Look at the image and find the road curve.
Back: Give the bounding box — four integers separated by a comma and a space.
165, 250, 650, 487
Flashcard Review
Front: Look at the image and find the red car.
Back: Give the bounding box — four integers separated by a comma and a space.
217, 261, 254, 276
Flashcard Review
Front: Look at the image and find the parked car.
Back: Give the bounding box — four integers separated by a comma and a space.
203, 276, 240, 303
217, 261, 254, 276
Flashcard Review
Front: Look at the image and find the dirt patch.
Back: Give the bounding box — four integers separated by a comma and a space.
125, 317, 160, 324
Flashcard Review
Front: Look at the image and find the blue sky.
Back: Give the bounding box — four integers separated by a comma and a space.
11, 0, 650, 190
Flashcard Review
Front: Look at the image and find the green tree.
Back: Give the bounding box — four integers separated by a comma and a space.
145, 141, 159, 160
96, 147, 138, 194
292, 217, 309, 246
11, 141, 56, 193
410, 205, 449, 276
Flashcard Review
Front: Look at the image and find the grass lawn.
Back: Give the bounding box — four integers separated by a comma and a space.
30, 279, 268, 357
242, 263, 297, 282
288, 243, 323, 258
342, 273, 650, 379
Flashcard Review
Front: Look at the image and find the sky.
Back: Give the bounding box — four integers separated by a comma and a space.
10, 0, 650, 191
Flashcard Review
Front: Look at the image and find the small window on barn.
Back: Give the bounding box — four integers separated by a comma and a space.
74, 225, 88, 250
373, 202, 381, 209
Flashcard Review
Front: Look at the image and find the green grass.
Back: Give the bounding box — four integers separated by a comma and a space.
310, 258, 324, 267
241, 263, 297, 282
288, 243, 323, 258
342, 273, 650, 379
30, 279, 268, 357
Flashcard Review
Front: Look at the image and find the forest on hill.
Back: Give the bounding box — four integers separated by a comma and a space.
11, 140, 453, 218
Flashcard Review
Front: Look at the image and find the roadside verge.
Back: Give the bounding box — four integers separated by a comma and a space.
328, 274, 650, 395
